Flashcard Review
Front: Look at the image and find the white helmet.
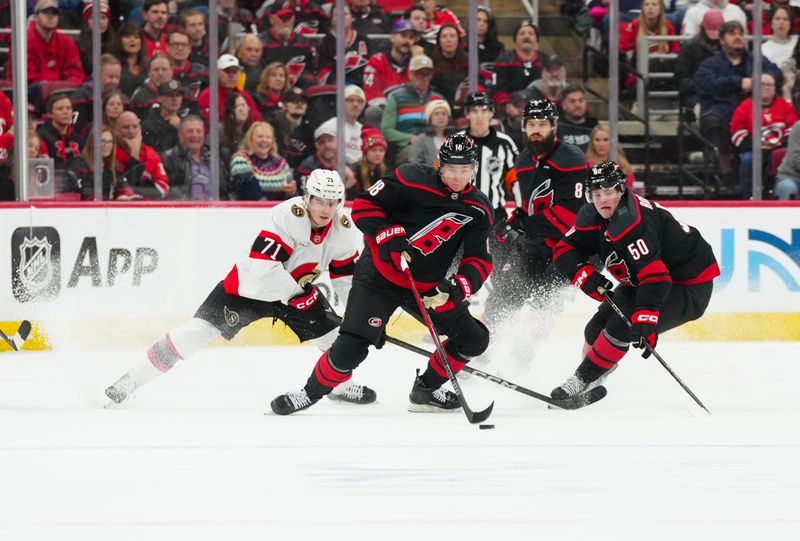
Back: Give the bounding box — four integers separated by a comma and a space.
303, 169, 345, 210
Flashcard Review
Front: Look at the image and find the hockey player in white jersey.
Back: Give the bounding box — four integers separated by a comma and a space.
104, 169, 376, 406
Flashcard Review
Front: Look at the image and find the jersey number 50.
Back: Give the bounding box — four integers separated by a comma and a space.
626, 239, 650, 260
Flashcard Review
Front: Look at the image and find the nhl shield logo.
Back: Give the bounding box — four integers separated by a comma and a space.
12, 226, 61, 302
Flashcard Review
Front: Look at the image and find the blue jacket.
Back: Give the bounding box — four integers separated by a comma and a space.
694, 51, 781, 123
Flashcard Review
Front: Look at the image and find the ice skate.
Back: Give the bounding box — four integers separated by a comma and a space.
327, 381, 377, 404
550, 366, 616, 401
104, 373, 137, 406
270, 389, 319, 415
408, 370, 461, 412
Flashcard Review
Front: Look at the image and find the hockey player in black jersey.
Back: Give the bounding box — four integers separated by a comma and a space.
485, 99, 589, 324
271, 134, 494, 415
458, 91, 519, 217
550, 162, 720, 399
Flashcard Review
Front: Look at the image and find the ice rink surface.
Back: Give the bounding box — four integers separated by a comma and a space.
1, 339, 799, 540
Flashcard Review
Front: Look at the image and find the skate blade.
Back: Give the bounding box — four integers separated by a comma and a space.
407, 403, 462, 413
326, 394, 377, 405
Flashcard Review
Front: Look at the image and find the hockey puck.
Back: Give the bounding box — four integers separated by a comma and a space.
479, 424, 495, 430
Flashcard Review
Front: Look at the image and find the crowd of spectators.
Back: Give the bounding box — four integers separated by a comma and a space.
1, 0, 800, 201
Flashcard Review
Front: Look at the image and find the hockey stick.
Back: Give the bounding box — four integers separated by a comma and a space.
598, 288, 710, 414
381, 334, 607, 410
0, 320, 32, 352
399, 258, 494, 424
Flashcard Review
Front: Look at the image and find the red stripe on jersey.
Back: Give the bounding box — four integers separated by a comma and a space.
637, 259, 672, 284
364, 237, 438, 291
290, 262, 319, 282
673, 263, 721, 285
545, 159, 587, 172
576, 224, 601, 231
351, 198, 387, 220
395, 168, 445, 197
313, 350, 352, 388
459, 256, 492, 281
223, 265, 240, 295
249, 230, 293, 261
543, 205, 577, 234
463, 199, 494, 225
515, 165, 535, 174
329, 251, 359, 278
606, 195, 642, 242
552, 240, 575, 261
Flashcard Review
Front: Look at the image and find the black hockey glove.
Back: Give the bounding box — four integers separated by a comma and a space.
570, 264, 613, 302
492, 208, 526, 246
422, 275, 472, 312
631, 309, 659, 359
376, 225, 413, 271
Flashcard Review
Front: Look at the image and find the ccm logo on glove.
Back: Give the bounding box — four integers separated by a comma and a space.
288, 285, 319, 310
632, 311, 659, 324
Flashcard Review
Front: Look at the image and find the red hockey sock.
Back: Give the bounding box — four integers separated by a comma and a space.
422, 340, 467, 388
306, 349, 352, 398
577, 331, 628, 383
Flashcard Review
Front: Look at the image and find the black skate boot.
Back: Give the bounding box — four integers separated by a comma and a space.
270, 389, 319, 415
408, 370, 461, 412
327, 381, 377, 404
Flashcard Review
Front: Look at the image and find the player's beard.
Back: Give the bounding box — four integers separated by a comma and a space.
527, 130, 555, 156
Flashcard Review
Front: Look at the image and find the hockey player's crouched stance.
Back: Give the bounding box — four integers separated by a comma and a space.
550, 162, 720, 399
271, 134, 494, 415
105, 170, 376, 406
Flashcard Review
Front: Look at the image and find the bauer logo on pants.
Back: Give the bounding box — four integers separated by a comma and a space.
11, 226, 61, 302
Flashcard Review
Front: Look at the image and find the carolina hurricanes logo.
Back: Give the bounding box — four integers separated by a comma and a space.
285, 55, 307, 86
345, 50, 366, 72
528, 179, 554, 214
409, 212, 473, 255
368, 317, 382, 327
605, 251, 632, 285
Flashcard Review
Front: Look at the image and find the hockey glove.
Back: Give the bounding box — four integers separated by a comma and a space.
288, 284, 322, 311
493, 208, 526, 246
631, 309, 659, 358
422, 275, 472, 312
376, 225, 413, 271
571, 264, 613, 302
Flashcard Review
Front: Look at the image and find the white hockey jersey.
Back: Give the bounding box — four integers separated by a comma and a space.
222, 197, 360, 306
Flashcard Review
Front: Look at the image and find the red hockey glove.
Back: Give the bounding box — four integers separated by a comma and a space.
571, 264, 613, 302
375, 225, 413, 271
422, 275, 472, 312
631, 309, 659, 358
288, 284, 321, 311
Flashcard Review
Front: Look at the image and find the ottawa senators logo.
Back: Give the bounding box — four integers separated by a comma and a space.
605, 251, 632, 285
291, 204, 305, 217
339, 215, 351, 228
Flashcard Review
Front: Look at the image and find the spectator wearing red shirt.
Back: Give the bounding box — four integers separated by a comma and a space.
114, 111, 170, 199
362, 19, 418, 111
620, 0, 680, 56
730, 72, 798, 199
197, 54, 263, 124
142, 0, 169, 59
418, 0, 464, 36
0, 91, 12, 201
23, 0, 85, 107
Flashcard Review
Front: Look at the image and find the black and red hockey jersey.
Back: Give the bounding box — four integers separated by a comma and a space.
508, 139, 589, 249
351, 163, 494, 294
553, 191, 720, 312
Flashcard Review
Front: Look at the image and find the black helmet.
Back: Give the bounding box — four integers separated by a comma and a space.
585, 161, 627, 202
523, 98, 559, 124
464, 91, 493, 111
438, 133, 478, 165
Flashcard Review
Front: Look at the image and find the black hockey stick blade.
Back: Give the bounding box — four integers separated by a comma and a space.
400, 258, 493, 424
382, 334, 605, 410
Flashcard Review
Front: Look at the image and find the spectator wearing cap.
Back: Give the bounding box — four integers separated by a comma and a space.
682, 0, 746, 38
131, 54, 175, 120
362, 20, 418, 112
526, 56, 568, 107
316, 3, 375, 87
694, 20, 782, 187
167, 29, 209, 104
317, 85, 367, 164
198, 54, 264, 123
492, 20, 550, 108
295, 122, 356, 189
254, 62, 292, 120
408, 99, 452, 166
348, 128, 388, 199
380, 54, 444, 165
675, 9, 722, 112
22, 0, 85, 107
37, 92, 84, 170
116, 22, 149, 98
232, 121, 295, 200
418, 0, 464, 37
71, 54, 125, 140
619, 0, 680, 57
430, 23, 468, 104
259, 4, 315, 87
557, 85, 599, 152
257, 0, 330, 35
350, 0, 391, 37
162, 115, 230, 200
114, 110, 170, 199
237, 33, 266, 94
272, 88, 315, 168
502, 90, 527, 150
77, 0, 115, 78
476, 6, 505, 64
142, 80, 188, 153
181, 9, 210, 67
142, 0, 169, 58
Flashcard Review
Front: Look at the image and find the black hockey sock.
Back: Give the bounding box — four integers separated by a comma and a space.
575, 357, 610, 384
420, 368, 448, 390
